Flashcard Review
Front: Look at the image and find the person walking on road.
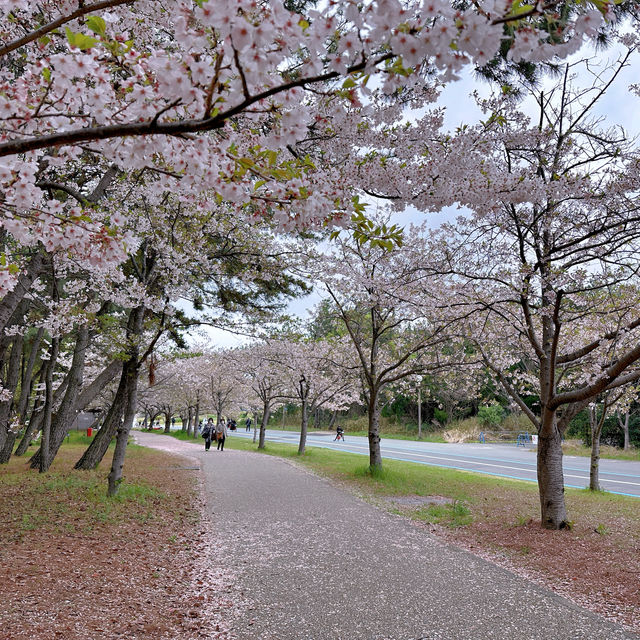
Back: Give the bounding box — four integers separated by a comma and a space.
216, 419, 228, 451
203, 418, 215, 451
245, 416, 252, 432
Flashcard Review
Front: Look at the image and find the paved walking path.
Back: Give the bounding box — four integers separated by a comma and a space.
135, 432, 638, 640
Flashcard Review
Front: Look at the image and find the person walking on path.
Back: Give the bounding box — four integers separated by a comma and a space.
245, 416, 252, 432
216, 419, 228, 451
203, 418, 214, 451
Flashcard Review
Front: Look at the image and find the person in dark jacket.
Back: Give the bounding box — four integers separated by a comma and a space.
203, 417, 215, 451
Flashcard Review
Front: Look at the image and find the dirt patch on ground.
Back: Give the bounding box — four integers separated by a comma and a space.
0, 444, 238, 640
381, 494, 454, 509
404, 489, 640, 634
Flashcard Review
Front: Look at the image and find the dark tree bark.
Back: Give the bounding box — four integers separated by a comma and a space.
367, 390, 382, 469
537, 426, 568, 529
16, 328, 45, 424
74, 361, 129, 470
107, 306, 144, 496
0, 334, 26, 461
0, 251, 46, 335
259, 400, 270, 449
31, 325, 90, 471
39, 336, 60, 473
192, 394, 200, 438
15, 366, 47, 457
297, 396, 308, 455
296, 376, 313, 455
73, 359, 121, 413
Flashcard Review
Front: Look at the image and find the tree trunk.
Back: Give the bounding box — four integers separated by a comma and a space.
74, 363, 128, 470
328, 409, 337, 429
73, 359, 121, 414
40, 336, 60, 473
589, 434, 601, 492
537, 425, 569, 529
193, 397, 200, 438
15, 402, 43, 456
258, 400, 270, 449
368, 389, 382, 469
106, 305, 144, 496
0, 334, 25, 461
417, 386, 422, 439
15, 362, 47, 457
0, 251, 45, 335
16, 328, 45, 425
188, 405, 194, 435
163, 411, 171, 434
107, 350, 140, 496
298, 397, 308, 455
617, 409, 630, 451
589, 404, 607, 492
31, 325, 89, 471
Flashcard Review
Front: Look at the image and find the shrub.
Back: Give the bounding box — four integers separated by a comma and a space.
477, 404, 505, 427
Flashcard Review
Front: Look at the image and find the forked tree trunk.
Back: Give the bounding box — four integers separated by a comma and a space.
368, 389, 382, 469
74, 365, 128, 470
31, 325, 90, 471
537, 426, 569, 529
617, 410, 630, 451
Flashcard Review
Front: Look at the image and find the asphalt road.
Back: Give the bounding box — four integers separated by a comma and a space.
232, 429, 640, 498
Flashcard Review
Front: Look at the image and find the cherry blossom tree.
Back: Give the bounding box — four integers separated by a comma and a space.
0, 0, 621, 302
235, 341, 291, 448
308, 224, 467, 468
273, 337, 358, 454
425, 52, 640, 528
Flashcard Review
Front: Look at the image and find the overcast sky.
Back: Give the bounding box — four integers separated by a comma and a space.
201, 44, 640, 349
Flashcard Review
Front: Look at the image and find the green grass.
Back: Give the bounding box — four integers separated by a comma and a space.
215, 432, 640, 534
1, 439, 171, 537
164, 430, 201, 442
413, 500, 473, 528
223, 435, 530, 502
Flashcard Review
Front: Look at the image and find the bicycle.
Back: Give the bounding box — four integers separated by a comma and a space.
334, 428, 345, 442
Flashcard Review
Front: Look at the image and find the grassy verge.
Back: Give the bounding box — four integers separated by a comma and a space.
562, 440, 640, 461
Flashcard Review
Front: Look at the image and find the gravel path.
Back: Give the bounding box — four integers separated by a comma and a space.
135, 432, 639, 640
